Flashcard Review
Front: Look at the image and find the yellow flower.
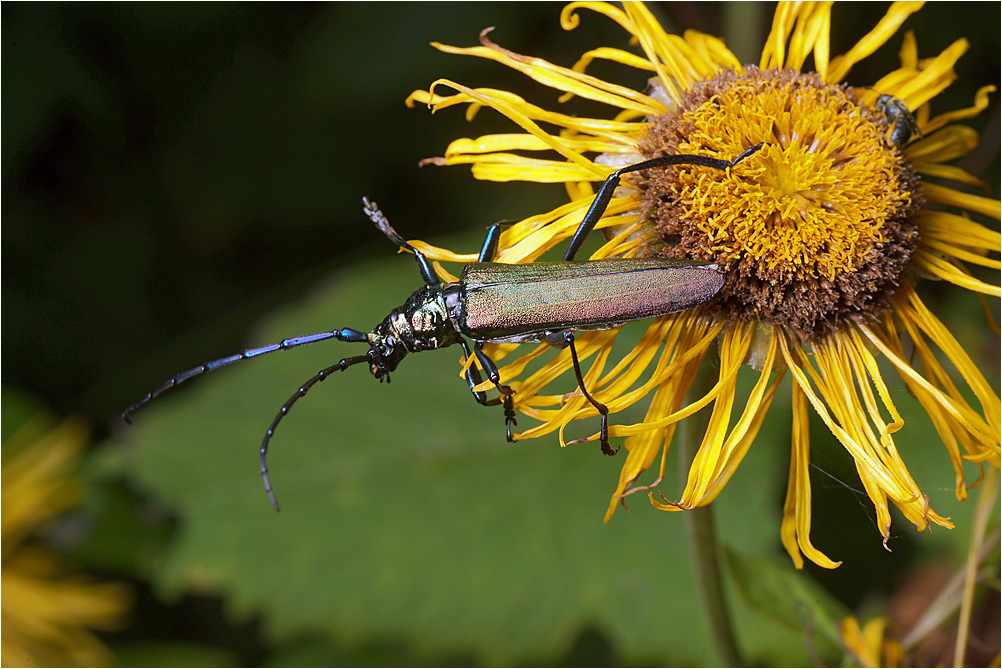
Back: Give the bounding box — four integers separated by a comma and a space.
840, 616, 904, 668
2, 417, 131, 667
406, 2, 1000, 568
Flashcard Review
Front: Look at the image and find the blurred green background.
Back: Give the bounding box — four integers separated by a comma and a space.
3, 3, 999, 666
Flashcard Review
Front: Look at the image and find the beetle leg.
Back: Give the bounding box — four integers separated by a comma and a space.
478, 223, 504, 263
477, 220, 524, 262
562, 331, 615, 455
363, 196, 441, 287
458, 339, 489, 405
562, 144, 765, 261
470, 341, 518, 442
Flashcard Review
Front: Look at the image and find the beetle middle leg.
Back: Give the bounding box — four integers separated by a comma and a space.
562, 331, 615, 455
469, 222, 518, 442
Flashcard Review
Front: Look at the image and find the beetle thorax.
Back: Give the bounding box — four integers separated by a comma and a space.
368, 285, 461, 377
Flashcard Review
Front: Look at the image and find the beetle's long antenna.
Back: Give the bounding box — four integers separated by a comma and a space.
260, 352, 373, 512
122, 329, 370, 423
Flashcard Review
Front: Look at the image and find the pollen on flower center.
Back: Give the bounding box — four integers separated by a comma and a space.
638, 67, 922, 338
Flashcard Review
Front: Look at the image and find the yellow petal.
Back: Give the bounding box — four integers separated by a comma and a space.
702, 332, 786, 503
906, 124, 979, 164
893, 39, 969, 110
859, 320, 998, 450
827, 1, 925, 83
923, 182, 1002, 220
407, 86, 644, 139
443, 133, 627, 156
923, 84, 996, 135
785, 3, 835, 74
914, 251, 1002, 296
760, 1, 797, 71
915, 163, 990, 192
920, 210, 1001, 251
623, 3, 710, 101
781, 382, 842, 569
431, 37, 662, 115
560, 1, 634, 35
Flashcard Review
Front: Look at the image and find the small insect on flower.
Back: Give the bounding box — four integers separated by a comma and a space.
873, 92, 923, 147
123, 145, 763, 511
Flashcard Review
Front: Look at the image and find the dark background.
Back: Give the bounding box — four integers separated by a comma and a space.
3, 3, 999, 666
5, 3, 997, 432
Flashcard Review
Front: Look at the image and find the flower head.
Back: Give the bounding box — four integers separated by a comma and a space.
2, 418, 131, 666
406, 2, 1000, 568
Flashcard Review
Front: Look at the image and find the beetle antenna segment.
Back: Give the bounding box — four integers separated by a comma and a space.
362, 196, 441, 287
362, 196, 411, 251
122, 329, 370, 424
261, 352, 373, 512
562, 143, 765, 261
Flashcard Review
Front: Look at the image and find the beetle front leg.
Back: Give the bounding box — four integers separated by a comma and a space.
458, 339, 489, 404
562, 331, 615, 455
468, 341, 517, 442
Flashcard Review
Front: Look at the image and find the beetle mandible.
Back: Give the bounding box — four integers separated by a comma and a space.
123, 143, 764, 510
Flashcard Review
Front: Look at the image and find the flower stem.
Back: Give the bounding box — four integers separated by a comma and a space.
954, 465, 999, 666
679, 350, 744, 666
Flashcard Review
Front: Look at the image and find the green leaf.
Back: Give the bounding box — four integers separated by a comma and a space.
723, 545, 849, 655
112, 642, 238, 668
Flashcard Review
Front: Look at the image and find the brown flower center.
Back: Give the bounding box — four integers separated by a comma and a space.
637, 67, 922, 338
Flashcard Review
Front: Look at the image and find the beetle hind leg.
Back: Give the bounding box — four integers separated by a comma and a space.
563, 332, 616, 456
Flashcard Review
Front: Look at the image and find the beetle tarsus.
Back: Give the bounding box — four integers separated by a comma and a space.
502, 393, 517, 443
459, 338, 517, 441
469, 341, 521, 442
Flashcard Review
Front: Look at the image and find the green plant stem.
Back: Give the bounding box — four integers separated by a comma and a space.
954, 465, 999, 666
680, 350, 744, 667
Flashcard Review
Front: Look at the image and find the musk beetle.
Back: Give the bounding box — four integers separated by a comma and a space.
123, 143, 764, 510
